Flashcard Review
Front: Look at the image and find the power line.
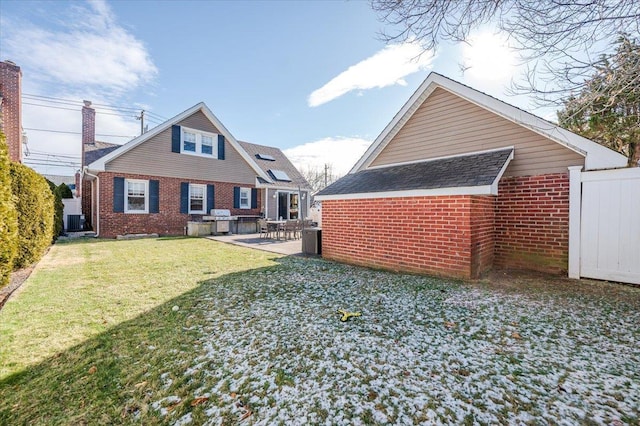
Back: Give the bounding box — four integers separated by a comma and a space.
23, 92, 168, 121
23, 102, 80, 112
24, 127, 135, 138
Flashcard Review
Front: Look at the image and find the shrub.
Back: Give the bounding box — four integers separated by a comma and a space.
47, 179, 64, 240
0, 132, 18, 288
56, 183, 74, 199
10, 163, 54, 268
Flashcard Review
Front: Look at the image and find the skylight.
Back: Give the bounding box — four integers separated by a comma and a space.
256, 153, 276, 161
269, 169, 292, 182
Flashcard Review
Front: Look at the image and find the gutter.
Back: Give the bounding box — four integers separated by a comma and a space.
83, 168, 100, 237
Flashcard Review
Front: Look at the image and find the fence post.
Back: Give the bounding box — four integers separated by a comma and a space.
568, 166, 583, 279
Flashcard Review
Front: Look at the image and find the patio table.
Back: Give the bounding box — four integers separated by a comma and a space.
266, 220, 286, 240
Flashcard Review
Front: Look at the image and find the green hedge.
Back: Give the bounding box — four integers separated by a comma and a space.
10, 162, 54, 269
0, 133, 18, 288
47, 179, 64, 240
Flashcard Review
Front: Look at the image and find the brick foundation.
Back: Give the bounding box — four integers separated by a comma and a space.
321, 195, 495, 279
494, 173, 569, 274
85, 172, 260, 238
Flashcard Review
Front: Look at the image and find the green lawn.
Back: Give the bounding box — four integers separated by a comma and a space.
1, 238, 639, 425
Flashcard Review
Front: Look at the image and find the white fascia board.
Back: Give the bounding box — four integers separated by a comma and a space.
89, 103, 205, 171
351, 72, 627, 173
489, 148, 515, 194
315, 185, 494, 201
198, 104, 271, 181
89, 103, 273, 181
350, 79, 437, 173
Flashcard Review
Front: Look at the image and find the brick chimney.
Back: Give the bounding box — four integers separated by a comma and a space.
0, 60, 23, 163
81, 100, 95, 168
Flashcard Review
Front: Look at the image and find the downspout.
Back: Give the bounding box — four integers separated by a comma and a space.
83, 168, 100, 237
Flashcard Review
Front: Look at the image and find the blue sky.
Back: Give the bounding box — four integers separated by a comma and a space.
1, 0, 543, 177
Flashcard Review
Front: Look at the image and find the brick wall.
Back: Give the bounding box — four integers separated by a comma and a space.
494, 173, 569, 274
92, 172, 260, 238
322, 195, 495, 279
470, 196, 495, 277
0, 61, 22, 163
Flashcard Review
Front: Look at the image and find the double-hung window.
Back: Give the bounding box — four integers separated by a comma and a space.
239, 187, 250, 209
125, 179, 148, 213
182, 131, 197, 153
189, 184, 206, 214
181, 126, 218, 158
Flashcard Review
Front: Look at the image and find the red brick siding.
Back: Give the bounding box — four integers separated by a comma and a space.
0, 61, 22, 163
322, 196, 494, 279
90, 172, 260, 238
494, 173, 569, 274
470, 196, 495, 277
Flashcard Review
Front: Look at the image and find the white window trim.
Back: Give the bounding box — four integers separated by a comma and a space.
124, 179, 149, 214
239, 187, 251, 210
189, 183, 207, 214
180, 126, 218, 158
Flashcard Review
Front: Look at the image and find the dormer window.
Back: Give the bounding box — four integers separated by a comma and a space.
180, 126, 218, 158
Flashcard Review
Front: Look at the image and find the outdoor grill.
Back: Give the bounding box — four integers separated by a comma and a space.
204, 209, 238, 234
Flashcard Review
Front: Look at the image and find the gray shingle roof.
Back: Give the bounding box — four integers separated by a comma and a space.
84, 141, 121, 166
238, 141, 312, 190
316, 148, 513, 196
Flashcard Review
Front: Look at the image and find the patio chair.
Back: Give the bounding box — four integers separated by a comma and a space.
257, 219, 270, 239
283, 220, 297, 240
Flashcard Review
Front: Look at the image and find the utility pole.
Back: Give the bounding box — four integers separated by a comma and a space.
324, 163, 329, 188
136, 110, 145, 135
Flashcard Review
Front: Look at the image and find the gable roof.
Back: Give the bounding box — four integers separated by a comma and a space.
86, 103, 271, 182
351, 72, 627, 173
238, 141, 312, 190
316, 147, 513, 200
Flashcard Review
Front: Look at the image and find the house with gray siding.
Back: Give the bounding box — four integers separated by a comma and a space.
82, 102, 309, 238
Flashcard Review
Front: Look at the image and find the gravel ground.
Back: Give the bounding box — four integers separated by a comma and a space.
150, 257, 640, 425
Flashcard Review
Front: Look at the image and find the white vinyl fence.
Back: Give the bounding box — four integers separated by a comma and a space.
577, 167, 640, 284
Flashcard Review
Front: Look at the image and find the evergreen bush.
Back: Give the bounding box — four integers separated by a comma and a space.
47, 179, 64, 240
56, 183, 74, 199
10, 163, 54, 268
0, 133, 18, 288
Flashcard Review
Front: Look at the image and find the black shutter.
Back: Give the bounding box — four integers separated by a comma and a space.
113, 177, 124, 213
251, 188, 258, 209
218, 135, 225, 160
172, 125, 181, 153
149, 180, 159, 213
180, 182, 189, 214
233, 186, 240, 209
207, 184, 215, 213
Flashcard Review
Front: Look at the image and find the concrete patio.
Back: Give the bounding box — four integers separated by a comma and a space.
208, 233, 304, 256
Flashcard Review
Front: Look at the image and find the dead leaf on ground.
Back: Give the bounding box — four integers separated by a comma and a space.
511, 332, 522, 339
230, 392, 237, 399
190, 397, 209, 406
88, 366, 97, 374
444, 321, 456, 329
240, 410, 252, 421
134, 381, 147, 389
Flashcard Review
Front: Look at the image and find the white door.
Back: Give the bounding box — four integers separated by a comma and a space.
580, 168, 640, 284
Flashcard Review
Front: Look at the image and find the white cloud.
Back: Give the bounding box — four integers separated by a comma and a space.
1, 0, 157, 176
2, 0, 157, 92
308, 41, 434, 107
284, 137, 371, 177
